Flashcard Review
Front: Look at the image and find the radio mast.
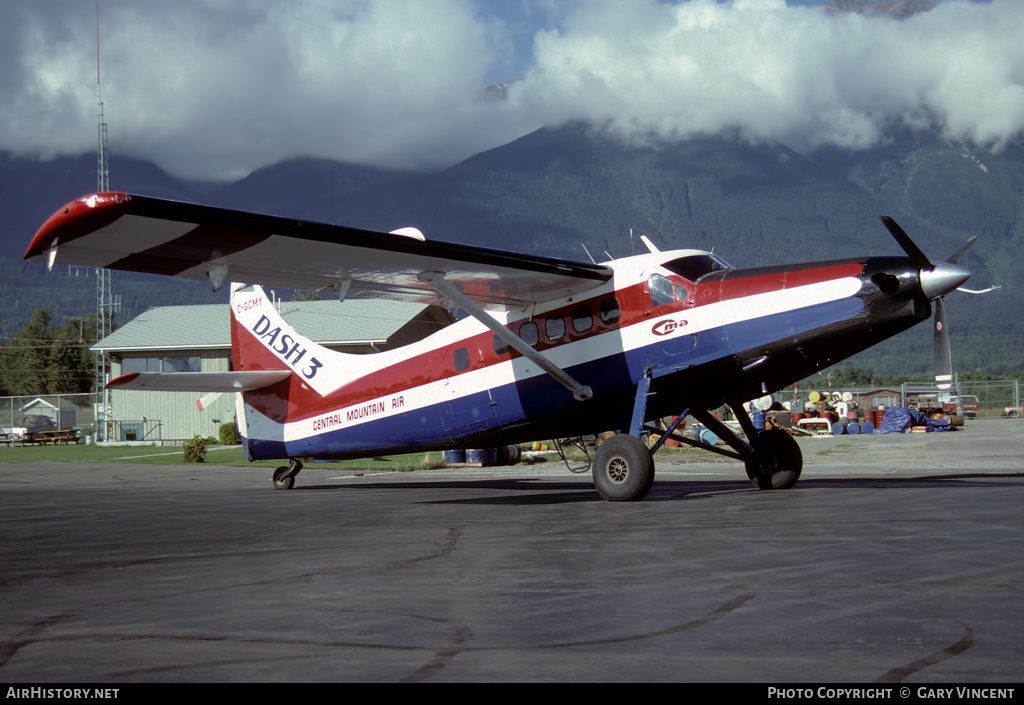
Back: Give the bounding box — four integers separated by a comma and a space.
95, 0, 118, 439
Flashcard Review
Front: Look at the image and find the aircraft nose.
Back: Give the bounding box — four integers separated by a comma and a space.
920, 261, 971, 300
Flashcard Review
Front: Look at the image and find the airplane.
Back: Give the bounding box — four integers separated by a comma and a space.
25, 192, 974, 500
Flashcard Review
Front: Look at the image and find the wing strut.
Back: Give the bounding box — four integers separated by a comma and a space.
417, 271, 593, 402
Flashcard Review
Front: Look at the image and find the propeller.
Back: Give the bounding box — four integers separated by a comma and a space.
879, 216, 974, 390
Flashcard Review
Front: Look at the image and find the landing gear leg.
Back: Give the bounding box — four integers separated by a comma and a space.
272, 458, 303, 490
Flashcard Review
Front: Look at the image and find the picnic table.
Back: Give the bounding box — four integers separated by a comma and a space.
0, 432, 22, 446
34, 429, 81, 445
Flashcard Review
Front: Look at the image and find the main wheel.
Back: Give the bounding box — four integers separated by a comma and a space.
592, 434, 655, 501
272, 466, 295, 490
744, 429, 802, 490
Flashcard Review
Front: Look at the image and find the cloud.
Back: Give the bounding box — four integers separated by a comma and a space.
0, 0, 533, 179
513, 0, 1024, 154
0, 0, 1018, 181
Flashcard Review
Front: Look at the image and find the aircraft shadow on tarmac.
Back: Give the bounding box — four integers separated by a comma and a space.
292, 472, 1023, 506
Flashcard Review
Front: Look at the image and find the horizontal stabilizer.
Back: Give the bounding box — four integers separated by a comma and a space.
106, 370, 291, 392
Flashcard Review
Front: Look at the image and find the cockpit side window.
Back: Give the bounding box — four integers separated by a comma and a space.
648, 274, 675, 307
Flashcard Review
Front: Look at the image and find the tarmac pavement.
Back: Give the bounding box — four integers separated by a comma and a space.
1, 419, 1022, 683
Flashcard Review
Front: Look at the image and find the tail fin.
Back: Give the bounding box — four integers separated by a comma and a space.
230, 283, 357, 397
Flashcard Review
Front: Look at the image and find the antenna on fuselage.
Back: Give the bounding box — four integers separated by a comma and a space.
580, 243, 597, 264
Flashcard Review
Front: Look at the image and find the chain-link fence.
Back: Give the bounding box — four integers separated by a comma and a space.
956, 380, 1023, 418
0, 393, 98, 442
772, 380, 1021, 418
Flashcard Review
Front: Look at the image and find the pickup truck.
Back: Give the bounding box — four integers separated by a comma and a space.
2, 414, 58, 442
943, 395, 980, 418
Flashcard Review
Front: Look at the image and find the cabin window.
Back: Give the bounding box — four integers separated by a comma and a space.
648, 274, 675, 307
546, 314, 565, 341
493, 335, 510, 357
453, 347, 470, 372
572, 305, 593, 334
519, 321, 539, 347
599, 297, 620, 325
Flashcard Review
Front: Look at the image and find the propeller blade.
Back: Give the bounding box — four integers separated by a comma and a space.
946, 235, 978, 265
934, 297, 952, 390
880, 215, 934, 271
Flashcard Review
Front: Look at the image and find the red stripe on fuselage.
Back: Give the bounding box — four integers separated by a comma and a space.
714, 262, 865, 303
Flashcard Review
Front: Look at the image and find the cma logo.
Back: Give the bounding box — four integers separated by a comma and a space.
651, 318, 688, 336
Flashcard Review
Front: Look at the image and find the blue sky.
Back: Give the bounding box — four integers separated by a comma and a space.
1, 0, 1015, 180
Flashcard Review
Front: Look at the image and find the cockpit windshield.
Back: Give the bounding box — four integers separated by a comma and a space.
660, 254, 733, 282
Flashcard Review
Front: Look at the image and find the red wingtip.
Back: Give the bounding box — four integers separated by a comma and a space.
24, 192, 132, 260
105, 372, 141, 389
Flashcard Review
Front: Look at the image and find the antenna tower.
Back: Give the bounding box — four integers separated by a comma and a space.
95, 1, 118, 438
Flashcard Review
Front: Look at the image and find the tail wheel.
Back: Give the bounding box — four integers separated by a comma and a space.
592, 434, 655, 501
272, 466, 295, 490
745, 429, 802, 490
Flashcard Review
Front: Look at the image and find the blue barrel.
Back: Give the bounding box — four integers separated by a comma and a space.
847, 422, 860, 435
698, 428, 718, 446
465, 449, 486, 464
443, 449, 465, 464
831, 422, 846, 435
861, 421, 875, 434
753, 412, 766, 430
486, 448, 498, 464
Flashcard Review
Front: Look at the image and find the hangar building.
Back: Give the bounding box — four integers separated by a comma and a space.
92, 298, 454, 443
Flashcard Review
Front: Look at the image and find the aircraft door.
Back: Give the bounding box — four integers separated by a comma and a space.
443, 341, 497, 439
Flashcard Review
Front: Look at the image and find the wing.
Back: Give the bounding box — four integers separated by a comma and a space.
25, 192, 612, 310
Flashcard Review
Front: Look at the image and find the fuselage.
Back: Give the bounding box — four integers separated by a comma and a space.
236, 249, 929, 462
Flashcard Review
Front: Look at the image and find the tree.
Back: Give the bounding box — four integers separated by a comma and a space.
0, 309, 95, 395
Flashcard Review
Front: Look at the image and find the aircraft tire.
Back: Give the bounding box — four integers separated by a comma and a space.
592, 434, 655, 501
745, 429, 802, 490
272, 466, 296, 490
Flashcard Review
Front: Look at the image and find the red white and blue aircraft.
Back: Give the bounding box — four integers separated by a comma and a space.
25, 192, 974, 500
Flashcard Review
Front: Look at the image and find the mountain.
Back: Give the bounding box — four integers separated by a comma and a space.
825, 0, 938, 20
204, 157, 415, 214
2, 123, 1022, 378
0, 151, 412, 334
